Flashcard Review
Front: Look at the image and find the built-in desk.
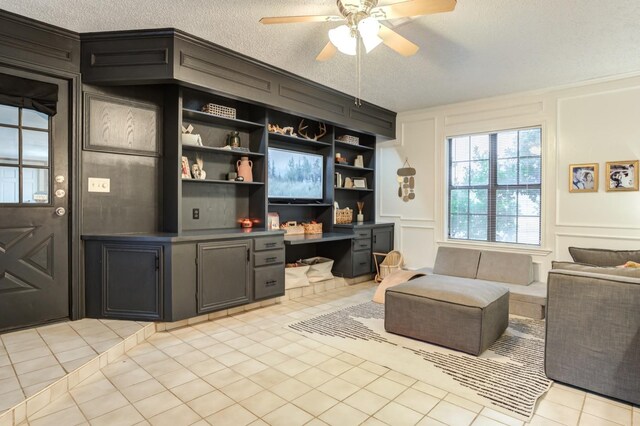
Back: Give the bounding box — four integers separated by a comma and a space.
284, 232, 354, 245
282, 223, 395, 278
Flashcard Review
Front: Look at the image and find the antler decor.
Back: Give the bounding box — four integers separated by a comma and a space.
298, 119, 327, 141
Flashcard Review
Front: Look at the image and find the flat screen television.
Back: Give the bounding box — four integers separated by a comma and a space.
268, 147, 324, 201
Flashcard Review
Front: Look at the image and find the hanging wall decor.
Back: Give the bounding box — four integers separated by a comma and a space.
397, 158, 416, 202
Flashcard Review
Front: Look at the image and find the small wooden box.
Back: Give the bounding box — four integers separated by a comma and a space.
281, 221, 304, 235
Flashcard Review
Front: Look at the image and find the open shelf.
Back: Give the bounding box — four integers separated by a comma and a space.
269, 132, 331, 148
182, 145, 265, 157
182, 108, 264, 130
182, 178, 264, 185
335, 163, 374, 172
269, 202, 333, 207
335, 187, 374, 192
335, 140, 374, 151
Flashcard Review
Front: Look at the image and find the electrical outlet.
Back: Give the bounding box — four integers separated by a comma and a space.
88, 177, 110, 193
193, 208, 200, 219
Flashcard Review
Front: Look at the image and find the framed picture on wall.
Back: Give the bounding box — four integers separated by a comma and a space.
569, 163, 598, 193
606, 160, 639, 191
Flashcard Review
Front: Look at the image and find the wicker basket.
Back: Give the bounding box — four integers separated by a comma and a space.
337, 135, 360, 145
281, 221, 305, 235
303, 222, 323, 234
335, 208, 353, 224
201, 103, 236, 119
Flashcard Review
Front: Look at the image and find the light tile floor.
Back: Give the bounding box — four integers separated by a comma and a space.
0, 319, 146, 412
20, 283, 640, 425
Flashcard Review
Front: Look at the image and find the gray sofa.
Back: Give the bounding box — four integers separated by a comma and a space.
417, 247, 547, 319
545, 259, 640, 405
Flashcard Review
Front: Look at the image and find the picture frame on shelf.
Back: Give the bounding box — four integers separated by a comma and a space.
606, 160, 639, 191
569, 163, 598, 193
353, 177, 367, 189
181, 156, 192, 179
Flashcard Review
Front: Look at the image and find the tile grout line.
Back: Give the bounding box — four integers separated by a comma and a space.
0, 322, 157, 426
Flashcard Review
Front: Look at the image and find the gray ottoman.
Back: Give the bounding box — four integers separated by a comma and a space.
385, 275, 509, 355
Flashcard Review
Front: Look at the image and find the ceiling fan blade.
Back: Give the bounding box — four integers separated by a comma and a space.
259, 15, 343, 25
316, 42, 338, 61
371, 0, 456, 20
378, 25, 419, 56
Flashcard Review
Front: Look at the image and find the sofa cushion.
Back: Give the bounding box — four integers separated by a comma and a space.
388, 274, 508, 308
476, 251, 533, 285
500, 281, 547, 305
568, 247, 640, 267
433, 247, 481, 279
552, 261, 640, 279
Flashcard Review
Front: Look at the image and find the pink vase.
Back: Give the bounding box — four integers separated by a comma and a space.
236, 156, 253, 182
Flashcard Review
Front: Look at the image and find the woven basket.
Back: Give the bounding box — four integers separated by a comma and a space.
337, 135, 360, 145
303, 222, 322, 234
201, 103, 236, 119
335, 208, 353, 224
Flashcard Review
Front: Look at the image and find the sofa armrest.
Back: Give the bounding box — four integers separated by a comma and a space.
545, 269, 640, 405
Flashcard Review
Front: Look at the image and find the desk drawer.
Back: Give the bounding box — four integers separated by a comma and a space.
353, 238, 371, 251
355, 229, 372, 239
254, 236, 284, 251
254, 249, 284, 267
353, 250, 372, 277
254, 264, 284, 300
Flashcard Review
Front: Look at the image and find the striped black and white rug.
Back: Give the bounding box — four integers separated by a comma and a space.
288, 301, 551, 420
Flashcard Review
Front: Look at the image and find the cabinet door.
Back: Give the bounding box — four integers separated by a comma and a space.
102, 244, 163, 320
373, 226, 394, 253
197, 240, 251, 313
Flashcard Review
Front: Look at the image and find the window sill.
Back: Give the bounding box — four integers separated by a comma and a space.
436, 239, 553, 256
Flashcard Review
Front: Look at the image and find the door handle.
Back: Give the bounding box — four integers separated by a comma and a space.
55, 207, 66, 217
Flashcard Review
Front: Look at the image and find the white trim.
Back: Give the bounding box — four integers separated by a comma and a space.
555, 232, 640, 242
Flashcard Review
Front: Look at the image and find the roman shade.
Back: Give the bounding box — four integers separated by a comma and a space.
0, 73, 58, 116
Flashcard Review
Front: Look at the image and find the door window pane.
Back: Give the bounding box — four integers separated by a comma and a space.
0, 127, 19, 164
22, 130, 49, 166
22, 168, 49, 203
0, 105, 18, 126
0, 166, 19, 203
22, 109, 49, 129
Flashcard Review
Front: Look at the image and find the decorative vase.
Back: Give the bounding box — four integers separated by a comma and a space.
236, 156, 253, 182
227, 131, 241, 148
357, 213, 364, 223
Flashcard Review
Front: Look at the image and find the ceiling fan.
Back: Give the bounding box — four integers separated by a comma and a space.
260, 0, 457, 61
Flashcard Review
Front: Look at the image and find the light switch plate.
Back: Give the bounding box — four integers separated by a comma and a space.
88, 177, 110, 193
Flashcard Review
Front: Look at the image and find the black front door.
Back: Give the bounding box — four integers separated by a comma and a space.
0, 70, 70, 332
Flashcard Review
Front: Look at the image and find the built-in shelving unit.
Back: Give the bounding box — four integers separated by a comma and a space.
165, 87, 379, 235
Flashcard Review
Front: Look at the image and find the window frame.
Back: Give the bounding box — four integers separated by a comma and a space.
0, 105, 52, 206
446, 126, 542, 247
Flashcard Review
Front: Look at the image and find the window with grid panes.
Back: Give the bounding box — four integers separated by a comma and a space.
448, 127, 542, 245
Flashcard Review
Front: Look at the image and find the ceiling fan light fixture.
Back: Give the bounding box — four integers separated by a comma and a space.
357, 17, 382, 53
328, 25, 356, 55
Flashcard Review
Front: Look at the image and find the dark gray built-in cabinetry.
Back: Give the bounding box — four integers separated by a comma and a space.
328, 224, 395, 278
84, 232, 285, 322
80, 27, 396, 322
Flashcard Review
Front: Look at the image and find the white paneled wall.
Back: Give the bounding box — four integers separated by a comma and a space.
377, 73, 640, 279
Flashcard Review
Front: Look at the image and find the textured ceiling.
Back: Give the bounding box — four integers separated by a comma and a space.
3, 1, 640, 112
